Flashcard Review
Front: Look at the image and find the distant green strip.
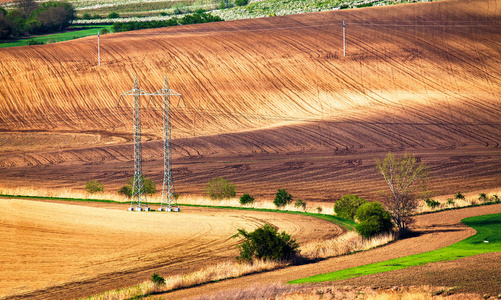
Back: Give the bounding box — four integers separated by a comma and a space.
289, 213, 501, 284
0, 194, 355, 230
0, 25, 112, 48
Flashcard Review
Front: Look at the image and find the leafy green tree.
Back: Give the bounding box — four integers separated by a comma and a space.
274, 189, 293, 208
355, 202, 393, 238
334, 194, 367, 220
234, 0, 249, 6
234, 224, 299, 263
376, 152, 429, 233
239, 193, 254, 205
118, 176, 156, 197
206, 177, 236, 199
85, 179, 104, 194
118, 185, 132, 198
28, 1, 75, 33
107, 12, 119, 18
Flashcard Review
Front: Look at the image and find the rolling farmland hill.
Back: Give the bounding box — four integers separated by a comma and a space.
0, 0, 500, 200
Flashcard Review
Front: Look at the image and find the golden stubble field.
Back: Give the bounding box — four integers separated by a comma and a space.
0, 199, 343, 298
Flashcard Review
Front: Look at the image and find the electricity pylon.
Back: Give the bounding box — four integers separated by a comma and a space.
153, 76, 184, 211
119, 76, 150, 211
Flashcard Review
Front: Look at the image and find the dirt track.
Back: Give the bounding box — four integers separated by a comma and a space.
0, 199, 343, 299
160, 204, 501, 299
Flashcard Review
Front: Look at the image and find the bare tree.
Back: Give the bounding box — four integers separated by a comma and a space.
376, 152, 429, 233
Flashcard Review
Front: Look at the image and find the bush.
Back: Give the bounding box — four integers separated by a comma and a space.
234, 0, 249, 6
85, 179, 104, 194
274, 189, 293, 208
118, 185, 132, 198
425, 198, 440, 209
234, 224, 299, 263
294, 199, 306, 211
107, 12, 119, 18
446, 198, 455, 206
239, 193, 254, 205
491, 195, 500, 203
334, 194, 367, 220
151, 273, 165, 285
99, 28, 109, 35
478, 193, 488, 202
118, 176, 156, 197
355, 202, 393, 238
206, 177, 236, 199
455, 192, 465, 200
27, 39, 44, 45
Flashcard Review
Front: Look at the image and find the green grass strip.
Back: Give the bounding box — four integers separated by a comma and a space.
0, 194, 355, 230
0, 25, 112, 48
289, 213, 501, 284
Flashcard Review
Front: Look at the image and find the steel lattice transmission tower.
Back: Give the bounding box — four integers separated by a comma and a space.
119, 76, 151, 211
153, 76, 183, 211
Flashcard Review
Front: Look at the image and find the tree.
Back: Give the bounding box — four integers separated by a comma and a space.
206, 177, 236, 199
234, 224, 299, 263
334, 194, 367, 220
234, 0, 249, 6
274, 189, 293, 208
15, 0, 39, 18
376, 152, 429, 233
28, 1, 75, 33
85, 179, 104, 194
355, 202, 393, 238
107, 12, 119, 18
294, 199, 307, 211
239, 193, 254, 205
118, 176, 156, 198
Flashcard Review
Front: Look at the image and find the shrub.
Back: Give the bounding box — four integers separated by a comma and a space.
239, 193, 254, 205
206, 177, 236, 199
334, 194, 367, 220
118, 185, 132, 198
234, 224, 299, 263
151, 273, 165, 285
455, 192, 465, 200
425, 198, 440, 209
316, 206, 323, 213
294, 199, 306, 211
85, 179, 104, 194
478, 193, 488, 202
355, 202, 393, 238
107, 12, 119, 18
234, 0, 249, 6
491, 195, 500, 203
118, 176, 156, 197
446, 198, 455, 206
27, 39, 44, 45
273, 189, 293, 208
99, 28, 109, 35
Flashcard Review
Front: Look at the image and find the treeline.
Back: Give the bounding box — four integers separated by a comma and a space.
112, 12, 223, 33
0, 0, 75, 39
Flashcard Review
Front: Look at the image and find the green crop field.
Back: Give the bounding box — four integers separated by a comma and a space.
290, 213, 501, 284
0, 25, 112, 48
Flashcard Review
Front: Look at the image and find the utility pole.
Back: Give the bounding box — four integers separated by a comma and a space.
153, 76, 183, 212
343, 19, 346, 57
119, 76, 150, 211
97, 30, 100, 66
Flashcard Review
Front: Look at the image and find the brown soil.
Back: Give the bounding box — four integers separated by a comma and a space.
0, 199, 343, 299
160, 204, 501, 299
1, 0, 501, 201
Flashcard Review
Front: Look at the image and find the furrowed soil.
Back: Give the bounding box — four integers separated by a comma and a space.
0, 0, 500, 201
0, 198, 344, 299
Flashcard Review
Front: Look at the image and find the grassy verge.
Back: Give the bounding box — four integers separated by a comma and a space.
289, 213, 501, 284
0, 25, 112, 48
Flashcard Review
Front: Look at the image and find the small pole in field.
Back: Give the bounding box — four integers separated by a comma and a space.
343, 19, 346, 57
98, 30, 100, 66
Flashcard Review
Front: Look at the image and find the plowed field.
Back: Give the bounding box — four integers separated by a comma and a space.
1, 0, 500, 200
